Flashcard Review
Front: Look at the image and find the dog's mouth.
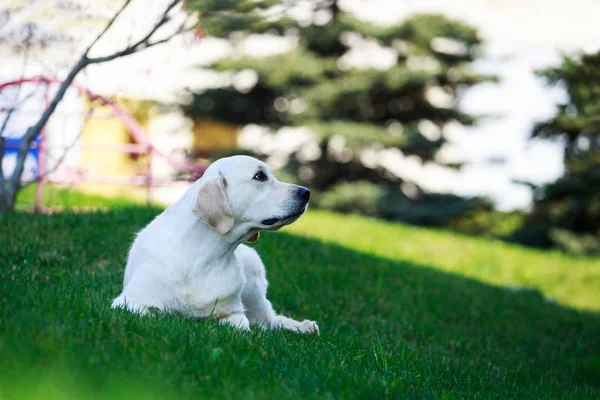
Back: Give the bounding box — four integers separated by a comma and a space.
261, 208, 306, 227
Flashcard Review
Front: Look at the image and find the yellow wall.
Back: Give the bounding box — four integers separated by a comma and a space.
76, 101, 240, 203
77, 97, 152, 201
192, 119, 238, 154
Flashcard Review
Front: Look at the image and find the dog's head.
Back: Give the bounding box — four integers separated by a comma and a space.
192, 156, 310, 241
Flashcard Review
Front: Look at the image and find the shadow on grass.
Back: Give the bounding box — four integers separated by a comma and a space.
1, 208, 599, 399
260, 231, 600, 387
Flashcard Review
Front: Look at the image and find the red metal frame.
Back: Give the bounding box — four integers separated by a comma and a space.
34, 80, 49, 212
0, 76, 207, 210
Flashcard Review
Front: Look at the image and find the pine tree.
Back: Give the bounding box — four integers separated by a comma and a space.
514, 51, 600, 254
182, 0, 493, 225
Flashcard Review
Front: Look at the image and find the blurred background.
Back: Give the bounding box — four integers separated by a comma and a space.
1, 0, 599, 255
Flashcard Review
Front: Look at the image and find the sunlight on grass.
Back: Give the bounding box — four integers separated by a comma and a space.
285, 210, 600, 311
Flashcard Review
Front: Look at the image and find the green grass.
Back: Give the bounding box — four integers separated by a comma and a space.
288, 211, 600, 312
16, 184, 146, 209
1, 204, 599, 399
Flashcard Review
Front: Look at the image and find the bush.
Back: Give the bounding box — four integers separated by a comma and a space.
448, 209, 525, 238
549, 228, 600, 256
317, 181, 385, 216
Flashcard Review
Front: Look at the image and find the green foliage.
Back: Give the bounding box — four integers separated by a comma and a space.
549, 228, 600, 255
318, 180, 386, 216
447, 208, 525, 238
184, 0, 283, 36
182, 1, 494, 225
308, 179, 490, 225
214, 49, 337, 87
308, 121, 408, 149
377, 188, 488, 225
516, 51, 600, 255
533, 51, 600, 163
1, 208, 599, 399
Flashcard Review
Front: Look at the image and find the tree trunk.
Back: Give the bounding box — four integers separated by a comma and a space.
0, 136, 9, 212
0, 193, 11, 213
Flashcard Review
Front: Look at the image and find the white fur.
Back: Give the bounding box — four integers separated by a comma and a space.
111, 155, 318, 334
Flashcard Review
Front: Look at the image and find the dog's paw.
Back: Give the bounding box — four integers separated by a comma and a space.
111, 296, 155, 316
271, 316, 319, 335
298, 319, 319, 335
219, 313, 251, 331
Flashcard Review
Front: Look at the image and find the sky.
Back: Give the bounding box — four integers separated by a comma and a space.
2, 0, 600, 210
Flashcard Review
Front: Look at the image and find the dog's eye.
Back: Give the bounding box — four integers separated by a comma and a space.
253, 171, 267, 182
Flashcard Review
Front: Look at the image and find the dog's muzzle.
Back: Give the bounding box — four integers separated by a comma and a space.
261, 187, 310, 226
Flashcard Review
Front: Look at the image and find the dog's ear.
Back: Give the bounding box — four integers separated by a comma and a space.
193, 176, 234, 234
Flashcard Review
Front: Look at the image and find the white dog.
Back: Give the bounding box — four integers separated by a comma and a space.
111, 155, 318, 334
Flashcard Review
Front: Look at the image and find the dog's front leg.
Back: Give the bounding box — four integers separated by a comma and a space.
242, 279, 318, 335
200, 296, 251, 331
218, 311, 251, 331
268, 314, 319, 334
239, 246, 319, 334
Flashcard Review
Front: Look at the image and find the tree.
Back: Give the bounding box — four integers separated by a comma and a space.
0, 0, 191, 212
513, 51, 600, 254
181, 0, 494, 225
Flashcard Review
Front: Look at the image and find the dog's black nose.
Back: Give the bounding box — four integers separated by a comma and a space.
296, 187, 311, 201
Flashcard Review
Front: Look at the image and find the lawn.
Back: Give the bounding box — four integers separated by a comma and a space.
1, 204, 599, 399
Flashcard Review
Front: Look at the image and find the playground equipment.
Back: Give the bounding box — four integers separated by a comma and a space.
0, 76, 207, 211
